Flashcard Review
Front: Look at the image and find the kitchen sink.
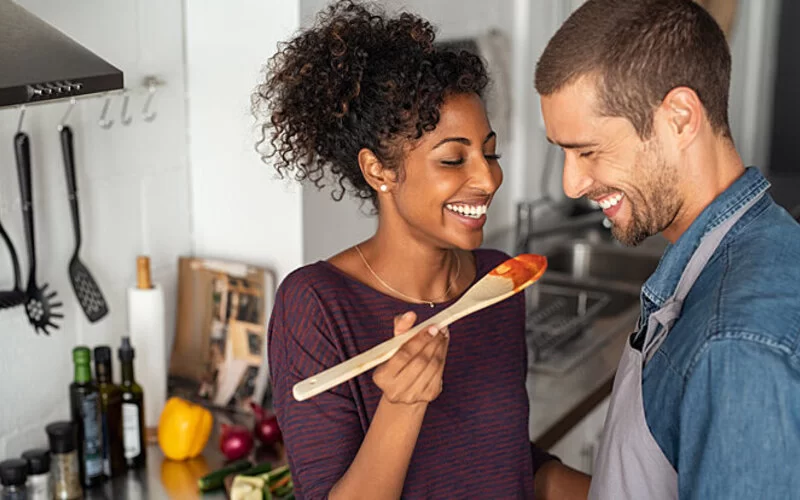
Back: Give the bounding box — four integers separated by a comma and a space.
524, 239, 661, 371
545, 241, 661, 286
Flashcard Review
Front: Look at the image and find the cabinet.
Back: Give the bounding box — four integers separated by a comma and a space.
548, 396, 609, 475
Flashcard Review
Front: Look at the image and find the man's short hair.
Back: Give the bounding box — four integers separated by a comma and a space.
535, 0, 732, 139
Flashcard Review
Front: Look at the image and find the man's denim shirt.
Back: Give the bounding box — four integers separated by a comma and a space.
639, 167, 800, 499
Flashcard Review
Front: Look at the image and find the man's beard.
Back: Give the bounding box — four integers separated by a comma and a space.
610, 144, 681, 247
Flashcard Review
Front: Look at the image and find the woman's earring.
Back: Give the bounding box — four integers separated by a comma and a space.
380, 184, 388, 192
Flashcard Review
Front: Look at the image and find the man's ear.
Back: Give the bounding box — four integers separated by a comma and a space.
659, 86, 702, 150
358, 148, 396, 193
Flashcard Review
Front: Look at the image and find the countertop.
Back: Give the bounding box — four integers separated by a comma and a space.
83, 423, 286, 500
527, 307, 636, 448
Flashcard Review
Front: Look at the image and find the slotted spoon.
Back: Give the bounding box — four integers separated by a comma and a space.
293, 253, 548, 401
60, 126, 108, 322
15, 132, 63, 334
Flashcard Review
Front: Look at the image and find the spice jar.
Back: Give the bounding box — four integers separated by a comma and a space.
0, 459, 28, 500
46, 421, 83, 500
21, 449, 51, 500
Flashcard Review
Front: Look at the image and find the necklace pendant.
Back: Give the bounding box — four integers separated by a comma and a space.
429, 302, 435, 308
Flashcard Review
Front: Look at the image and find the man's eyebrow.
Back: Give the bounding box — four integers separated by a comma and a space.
546, 137, 599, 149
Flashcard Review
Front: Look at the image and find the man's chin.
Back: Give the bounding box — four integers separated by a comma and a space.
610, 223, 649, 247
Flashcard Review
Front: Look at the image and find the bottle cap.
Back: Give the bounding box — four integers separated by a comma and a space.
21, 449, 50, 475
46, 421, 77, 454
94, 345, 112, 364
118, 336, 135, 362
72, 346, 91, 365
0, 459, 28, 486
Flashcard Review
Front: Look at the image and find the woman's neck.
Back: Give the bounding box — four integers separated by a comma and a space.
360, 222, 464, 304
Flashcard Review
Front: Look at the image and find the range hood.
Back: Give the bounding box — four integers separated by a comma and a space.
0, 0, 123, 109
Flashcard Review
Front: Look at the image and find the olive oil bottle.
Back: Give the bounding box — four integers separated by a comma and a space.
118, 337, 147, 469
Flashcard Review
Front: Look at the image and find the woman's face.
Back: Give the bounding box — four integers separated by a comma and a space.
389, 92, 503, 250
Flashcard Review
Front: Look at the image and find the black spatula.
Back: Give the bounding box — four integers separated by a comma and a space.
60, 126, 108, 322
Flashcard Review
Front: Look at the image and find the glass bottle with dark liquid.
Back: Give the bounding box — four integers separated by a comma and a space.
69, 346, 105, 488
118, 337, 147, 469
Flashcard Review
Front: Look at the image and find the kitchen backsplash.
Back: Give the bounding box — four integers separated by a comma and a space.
0, 0, 191, 457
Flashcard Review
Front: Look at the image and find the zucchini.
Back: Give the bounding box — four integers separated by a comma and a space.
197, 459, 253, 492
239, 462, 273, 477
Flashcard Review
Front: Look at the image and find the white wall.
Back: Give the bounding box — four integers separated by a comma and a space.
185, 0, 303, 281
0, 0, 191, 456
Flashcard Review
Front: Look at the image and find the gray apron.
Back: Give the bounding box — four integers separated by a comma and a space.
588, 191, 765, 500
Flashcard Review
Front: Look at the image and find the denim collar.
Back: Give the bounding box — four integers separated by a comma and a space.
641, 167, 770, 309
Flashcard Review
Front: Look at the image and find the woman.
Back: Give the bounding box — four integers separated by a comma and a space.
256, 1, 556, 498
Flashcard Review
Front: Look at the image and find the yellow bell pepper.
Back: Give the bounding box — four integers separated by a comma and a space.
158, 397, 213, 460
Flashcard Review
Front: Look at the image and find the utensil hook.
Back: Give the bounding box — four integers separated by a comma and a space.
16, 105, 26, 133
99, 95, 114, 129
142, 78, 158, 122
58, 98, 77, 131
120, 92, 133, 126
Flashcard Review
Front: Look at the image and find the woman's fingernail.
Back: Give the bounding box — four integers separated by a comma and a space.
403, 311, 415, 320
428, 326, 439, 336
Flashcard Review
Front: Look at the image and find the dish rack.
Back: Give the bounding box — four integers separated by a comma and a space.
525, 284, 611, 362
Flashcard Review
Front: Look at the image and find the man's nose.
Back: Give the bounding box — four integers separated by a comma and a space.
562, 152, 593, 199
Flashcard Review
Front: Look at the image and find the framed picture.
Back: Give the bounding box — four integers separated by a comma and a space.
169, 257, 276, 414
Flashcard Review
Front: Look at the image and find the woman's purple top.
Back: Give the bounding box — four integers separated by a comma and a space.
268, 249, 535, 499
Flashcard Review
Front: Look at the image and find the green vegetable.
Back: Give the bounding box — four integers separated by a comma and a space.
239, 462, 273, 477
272, 479, 293, 498
197, 459, 253, 492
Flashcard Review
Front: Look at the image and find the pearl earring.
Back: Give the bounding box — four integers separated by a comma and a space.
380, 184, 388, 192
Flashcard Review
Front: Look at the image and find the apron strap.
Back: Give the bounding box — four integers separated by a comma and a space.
642, 191, 766, 360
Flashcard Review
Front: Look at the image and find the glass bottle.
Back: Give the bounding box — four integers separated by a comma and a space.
0, 459, 27, 500
69, 346, 105, 487
93, 346, 126, 477
20, 449, 50, 500
118, 337, 147, 469
45, 421, 83, 500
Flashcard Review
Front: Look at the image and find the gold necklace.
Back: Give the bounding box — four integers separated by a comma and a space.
354, 245, 461, 308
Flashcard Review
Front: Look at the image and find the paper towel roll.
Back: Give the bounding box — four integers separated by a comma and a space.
127, 285, 167, 433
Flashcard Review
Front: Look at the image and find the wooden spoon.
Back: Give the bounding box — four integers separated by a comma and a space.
293, 254, 548, 401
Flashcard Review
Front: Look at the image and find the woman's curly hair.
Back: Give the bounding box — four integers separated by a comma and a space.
253, 0, 489, 206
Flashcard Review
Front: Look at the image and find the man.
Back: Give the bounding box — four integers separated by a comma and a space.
531, 0, 800, 498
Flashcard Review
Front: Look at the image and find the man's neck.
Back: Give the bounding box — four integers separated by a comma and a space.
662, 138, 746, 243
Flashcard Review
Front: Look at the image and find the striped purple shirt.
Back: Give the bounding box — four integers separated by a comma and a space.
268, 249, 535, 498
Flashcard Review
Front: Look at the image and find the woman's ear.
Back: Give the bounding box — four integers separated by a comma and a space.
358, 148, 395, 193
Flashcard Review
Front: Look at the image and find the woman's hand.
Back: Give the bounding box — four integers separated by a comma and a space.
372, 311, 449, 405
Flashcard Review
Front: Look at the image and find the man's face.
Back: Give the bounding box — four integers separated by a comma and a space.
540, 77, 683, 246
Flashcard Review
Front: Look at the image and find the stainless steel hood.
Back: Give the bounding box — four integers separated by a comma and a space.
0, 0, 123, 109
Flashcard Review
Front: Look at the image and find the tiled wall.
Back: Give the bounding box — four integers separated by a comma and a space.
0, 0, 191, 457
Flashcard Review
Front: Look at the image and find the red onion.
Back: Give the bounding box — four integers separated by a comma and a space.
250, 402, 283, 445
219, 423, 254, 461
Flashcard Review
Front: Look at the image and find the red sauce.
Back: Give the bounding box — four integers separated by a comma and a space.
489, 254, 548, 291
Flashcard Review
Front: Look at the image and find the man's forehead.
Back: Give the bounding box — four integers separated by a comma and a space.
540, 79, 603, 145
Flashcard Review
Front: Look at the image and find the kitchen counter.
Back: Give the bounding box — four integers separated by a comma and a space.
527, 306, 637, 448
82, 420, 286, 500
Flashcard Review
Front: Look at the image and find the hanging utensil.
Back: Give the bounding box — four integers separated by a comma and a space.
14, 132, 63, 334
292, 254, 548, 401
60, 126, 109, 322
0, 217, 24, 309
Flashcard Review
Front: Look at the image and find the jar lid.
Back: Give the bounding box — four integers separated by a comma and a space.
0, 459, 28, 486
46, 421, 77, 454
21, 449, 50, 474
